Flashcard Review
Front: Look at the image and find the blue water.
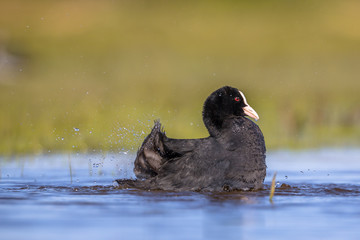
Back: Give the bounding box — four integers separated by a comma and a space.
1, 149, 360, 240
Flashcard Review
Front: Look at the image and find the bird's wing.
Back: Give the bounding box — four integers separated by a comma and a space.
133, 120, 166, 179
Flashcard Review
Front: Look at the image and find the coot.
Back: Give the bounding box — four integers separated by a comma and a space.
116, 86, 266, 191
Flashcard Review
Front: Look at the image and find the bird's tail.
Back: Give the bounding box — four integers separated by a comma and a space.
133, 120, 167, 179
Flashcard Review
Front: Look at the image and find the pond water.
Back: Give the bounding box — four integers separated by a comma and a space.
1, 149, 360, 240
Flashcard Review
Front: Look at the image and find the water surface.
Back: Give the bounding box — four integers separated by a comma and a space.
1, 149, 360, 240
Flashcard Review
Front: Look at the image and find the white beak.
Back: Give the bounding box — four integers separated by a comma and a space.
243, 105, 259, 121
239, 90, 260, 121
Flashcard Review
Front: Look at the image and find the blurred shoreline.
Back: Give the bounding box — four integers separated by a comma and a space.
0, 1, 359, 154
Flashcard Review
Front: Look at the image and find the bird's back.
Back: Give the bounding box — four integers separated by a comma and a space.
150, 117, 266, 191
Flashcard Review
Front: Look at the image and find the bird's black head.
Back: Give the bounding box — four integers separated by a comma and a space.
202, 86, 259, 136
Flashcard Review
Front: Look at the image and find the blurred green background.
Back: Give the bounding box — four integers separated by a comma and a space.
0, 0, 359, 155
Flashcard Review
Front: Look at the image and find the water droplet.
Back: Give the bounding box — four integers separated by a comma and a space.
113, 181, 120, 188
74, 127, 79, 132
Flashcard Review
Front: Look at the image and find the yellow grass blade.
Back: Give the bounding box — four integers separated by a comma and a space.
269, 172, 277, 203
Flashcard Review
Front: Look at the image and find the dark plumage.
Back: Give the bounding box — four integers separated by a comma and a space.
116, 86, 266, 192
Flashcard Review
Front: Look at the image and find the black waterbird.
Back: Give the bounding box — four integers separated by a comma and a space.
116, 86, 266, 191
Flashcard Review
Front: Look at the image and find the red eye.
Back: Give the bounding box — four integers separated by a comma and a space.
234, 97, 240, 102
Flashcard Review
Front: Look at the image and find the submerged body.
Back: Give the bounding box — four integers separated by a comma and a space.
116, 86, 266, 191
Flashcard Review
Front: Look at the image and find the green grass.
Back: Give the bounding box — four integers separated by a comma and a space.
0, 0, 359, 155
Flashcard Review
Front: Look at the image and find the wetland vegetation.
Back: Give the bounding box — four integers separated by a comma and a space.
0, 1, 359, 154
